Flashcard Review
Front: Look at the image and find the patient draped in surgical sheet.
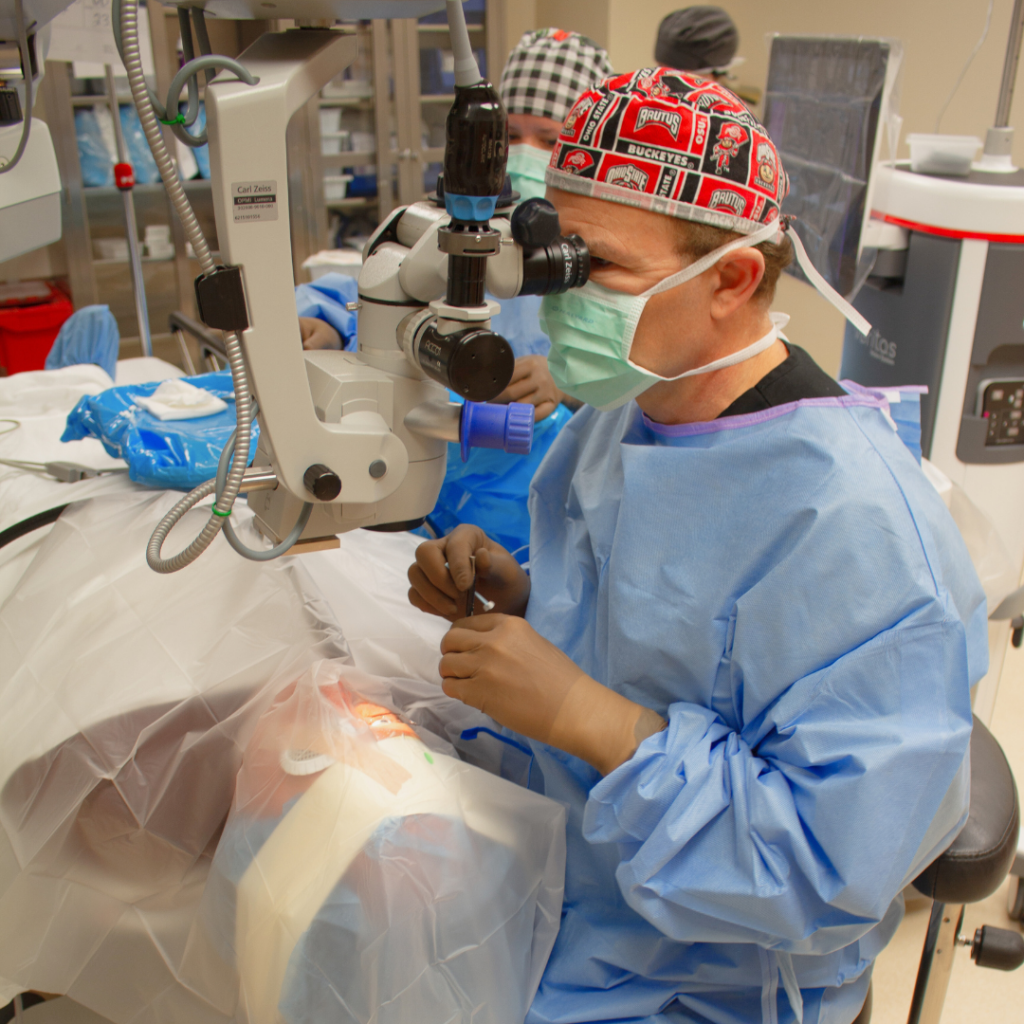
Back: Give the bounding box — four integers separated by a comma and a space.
201, 668, 564, 1024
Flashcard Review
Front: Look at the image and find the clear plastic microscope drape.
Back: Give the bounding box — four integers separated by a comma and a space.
0, 491, 565, 1024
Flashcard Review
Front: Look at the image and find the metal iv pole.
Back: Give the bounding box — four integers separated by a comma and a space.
104, 62, 152, 357
995, 0, 1024, 127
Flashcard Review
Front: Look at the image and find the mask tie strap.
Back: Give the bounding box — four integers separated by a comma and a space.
641, 218, 783, 298
783, 220, 874, 338
624, 315, 784, 381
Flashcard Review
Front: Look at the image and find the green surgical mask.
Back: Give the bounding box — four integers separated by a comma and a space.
540, 220, 787, 412
507, 144, 551, 202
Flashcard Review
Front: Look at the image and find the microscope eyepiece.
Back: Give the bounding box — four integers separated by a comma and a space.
510, 198, 590, 296
519, 232, 590, 295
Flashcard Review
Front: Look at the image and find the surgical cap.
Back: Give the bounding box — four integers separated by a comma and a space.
499, 29, 614, 124
655, 6, 739, 72
547, 68, 787, 234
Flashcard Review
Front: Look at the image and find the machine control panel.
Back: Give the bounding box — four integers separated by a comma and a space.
978, 379, 1024, 446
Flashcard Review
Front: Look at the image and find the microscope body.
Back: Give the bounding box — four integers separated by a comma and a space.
248, 197, 544, 541
203, 26, 584, 545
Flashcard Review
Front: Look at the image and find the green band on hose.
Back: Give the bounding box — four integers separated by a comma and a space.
160, 113, 186, 126
212, 506, 231, 517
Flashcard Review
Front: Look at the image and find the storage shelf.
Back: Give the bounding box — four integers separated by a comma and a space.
418, 24, 484, 35
326, 196, 379, 210
421, 94, 456, 105
92, 251, 218, 265
321, 150, 377, 166
319, 95, 374, 108
92, 256, 177, 265
71, 94, 135, 106
83, 180, 213, 198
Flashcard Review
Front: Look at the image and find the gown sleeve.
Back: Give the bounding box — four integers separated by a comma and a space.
583, 611, 975, 955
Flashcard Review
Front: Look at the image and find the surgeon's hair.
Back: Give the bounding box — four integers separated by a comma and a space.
673, 222, 793, 305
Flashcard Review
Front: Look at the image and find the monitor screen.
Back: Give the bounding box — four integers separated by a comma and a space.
763, 37, 893, 297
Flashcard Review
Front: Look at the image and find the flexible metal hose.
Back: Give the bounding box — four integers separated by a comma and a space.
121, 0, 256, 572
113, 0, 225, 148
0, 0, 33, 176
215, 428, 313, 560
166, 55, 259, 148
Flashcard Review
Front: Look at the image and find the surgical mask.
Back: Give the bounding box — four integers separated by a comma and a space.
541, 219, 786, 411
507, 144, 551, 202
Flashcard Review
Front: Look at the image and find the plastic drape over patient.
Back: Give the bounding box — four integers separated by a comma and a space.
201, 667, 564, 1024
0, 492, 565, 1024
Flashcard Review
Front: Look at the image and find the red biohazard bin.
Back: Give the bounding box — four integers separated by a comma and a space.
0, 283, 75, 375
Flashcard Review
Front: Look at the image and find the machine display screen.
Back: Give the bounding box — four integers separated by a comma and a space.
764, 37, 892, 297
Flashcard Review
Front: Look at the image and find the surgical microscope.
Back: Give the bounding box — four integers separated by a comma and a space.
99, 0, 588, 572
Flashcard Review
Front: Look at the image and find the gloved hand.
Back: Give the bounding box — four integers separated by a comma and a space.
439, 614, 667, 775
494, 355, 565, 421
408, 525, 531, 621
299, 316, 342, 351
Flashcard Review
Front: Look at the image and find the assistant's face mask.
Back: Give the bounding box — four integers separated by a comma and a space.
507, 144, 552, 202
540, 219, 786, 412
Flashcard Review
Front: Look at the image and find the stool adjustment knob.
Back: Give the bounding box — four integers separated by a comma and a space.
968, 925, 1024, 971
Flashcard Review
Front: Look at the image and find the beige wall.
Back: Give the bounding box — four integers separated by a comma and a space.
596, 0, 1024, 374
607, 0, 1024, 161
532, 0, 611, 50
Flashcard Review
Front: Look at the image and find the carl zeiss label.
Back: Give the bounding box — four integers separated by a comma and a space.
232, 180, 278, 223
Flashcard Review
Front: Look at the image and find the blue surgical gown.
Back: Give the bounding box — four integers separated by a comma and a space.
520, 394, 987, 1024
490, 293, 551, 358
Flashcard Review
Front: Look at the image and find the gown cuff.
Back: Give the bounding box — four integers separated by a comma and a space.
583, 701, 726, 845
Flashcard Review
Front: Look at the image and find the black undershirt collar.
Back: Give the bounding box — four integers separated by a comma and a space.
717, 343, 847, 418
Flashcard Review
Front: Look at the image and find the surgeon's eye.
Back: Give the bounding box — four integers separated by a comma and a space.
589, 256, 613, 269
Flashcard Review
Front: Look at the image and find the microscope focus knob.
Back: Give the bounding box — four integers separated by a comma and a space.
303, 464, 341, 501
511, 198, 561, 248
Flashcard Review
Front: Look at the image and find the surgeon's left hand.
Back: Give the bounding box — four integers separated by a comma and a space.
493, 355, 564, 421
439, 614, 666, 775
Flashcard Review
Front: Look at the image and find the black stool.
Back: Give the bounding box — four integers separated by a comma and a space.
904, 715, 1022, 1024
852, 716, 1021, 1024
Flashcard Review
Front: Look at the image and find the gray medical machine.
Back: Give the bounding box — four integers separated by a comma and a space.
767, 26, 1024, 575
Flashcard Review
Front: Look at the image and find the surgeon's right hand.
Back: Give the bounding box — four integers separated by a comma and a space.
408, 525, 531, 622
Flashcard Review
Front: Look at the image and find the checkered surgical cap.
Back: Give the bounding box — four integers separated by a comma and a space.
499, 29, 615, 124
547, 68, 788, 234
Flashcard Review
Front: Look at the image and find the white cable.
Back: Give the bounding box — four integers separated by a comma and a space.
120, 0, 256, 573
935, 0, 994, 132
0, 0, 33, 176
446, 0, 482, 87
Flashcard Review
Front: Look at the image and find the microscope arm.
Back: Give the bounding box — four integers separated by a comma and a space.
206, 29, 408, 506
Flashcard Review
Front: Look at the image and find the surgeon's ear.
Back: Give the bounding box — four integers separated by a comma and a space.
709, 248, 766, 320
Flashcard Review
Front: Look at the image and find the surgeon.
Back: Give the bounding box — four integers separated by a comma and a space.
408, 69, 986, 1024
493, 28, 613, 417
